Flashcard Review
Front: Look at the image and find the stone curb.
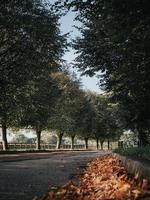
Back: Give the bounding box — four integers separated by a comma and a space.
113, 153, 150, 183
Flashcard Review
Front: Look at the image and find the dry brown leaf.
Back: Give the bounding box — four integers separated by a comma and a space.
34, 155, 148, 200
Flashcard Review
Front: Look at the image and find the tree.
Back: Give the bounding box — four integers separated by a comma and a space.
75, 92, 95, 150
90, 94, 108, 150
19, 74, 60, 150
85, 92, 122, 150
0, 0, 66, 150
49, 71, 82, 149
66, 91, 86, 150
56, 0, 150, 145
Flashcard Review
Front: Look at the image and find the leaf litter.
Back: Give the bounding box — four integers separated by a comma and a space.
33, 154, 150, 200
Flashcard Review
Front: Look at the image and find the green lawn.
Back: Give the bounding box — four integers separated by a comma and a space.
113, 146, 150, 160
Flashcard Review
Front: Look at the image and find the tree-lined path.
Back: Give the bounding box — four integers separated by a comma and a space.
0, 0, 150, 199
0, 151, 108, 200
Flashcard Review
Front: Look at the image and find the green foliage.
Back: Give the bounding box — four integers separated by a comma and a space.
76, 91, 95, 140
57, 0, 150, 145
0, 0, 64, 125
114, 146, 150, 160
75, 91, 122, 143
49, 71, 82, 134
19, 74, 60, 131
0, 0, 66, 149
89, 92, 122, 141
47, 71, 83, 149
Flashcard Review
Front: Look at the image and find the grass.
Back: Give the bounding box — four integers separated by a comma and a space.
113, 146, 150, 160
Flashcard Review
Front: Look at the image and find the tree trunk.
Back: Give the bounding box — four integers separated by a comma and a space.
100, 139, 104, 150
56, 132, 64, 149
118, 141, 123, 148
137, 129, 148, 147
71, 135, 75, 150
35, 128, 41, 150
107, 139, 110, 150
2, 123, 8, 150
84, 138, 89, 150
96, 138, 99, 150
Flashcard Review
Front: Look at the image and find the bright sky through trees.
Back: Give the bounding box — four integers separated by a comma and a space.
59, 5, 102, 93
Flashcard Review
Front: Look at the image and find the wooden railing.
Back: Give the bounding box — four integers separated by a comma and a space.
0, 143, 85, 150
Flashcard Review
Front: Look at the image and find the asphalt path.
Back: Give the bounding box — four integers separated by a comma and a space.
0, 151, 109, 200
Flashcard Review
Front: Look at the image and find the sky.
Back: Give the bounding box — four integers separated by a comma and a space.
59, 8, 103, 93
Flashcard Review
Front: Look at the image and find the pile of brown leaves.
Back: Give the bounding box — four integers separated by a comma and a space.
34, 155, 149, 200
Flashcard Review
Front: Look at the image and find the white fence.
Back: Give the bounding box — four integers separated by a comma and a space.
0, 143, 85, 150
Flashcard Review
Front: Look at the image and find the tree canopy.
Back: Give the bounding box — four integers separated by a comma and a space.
0, 0, 66, 150
48, 71, 82, 149
55, 0, 150, 145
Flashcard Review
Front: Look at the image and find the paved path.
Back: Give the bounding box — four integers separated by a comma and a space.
0, 151, 108, 200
